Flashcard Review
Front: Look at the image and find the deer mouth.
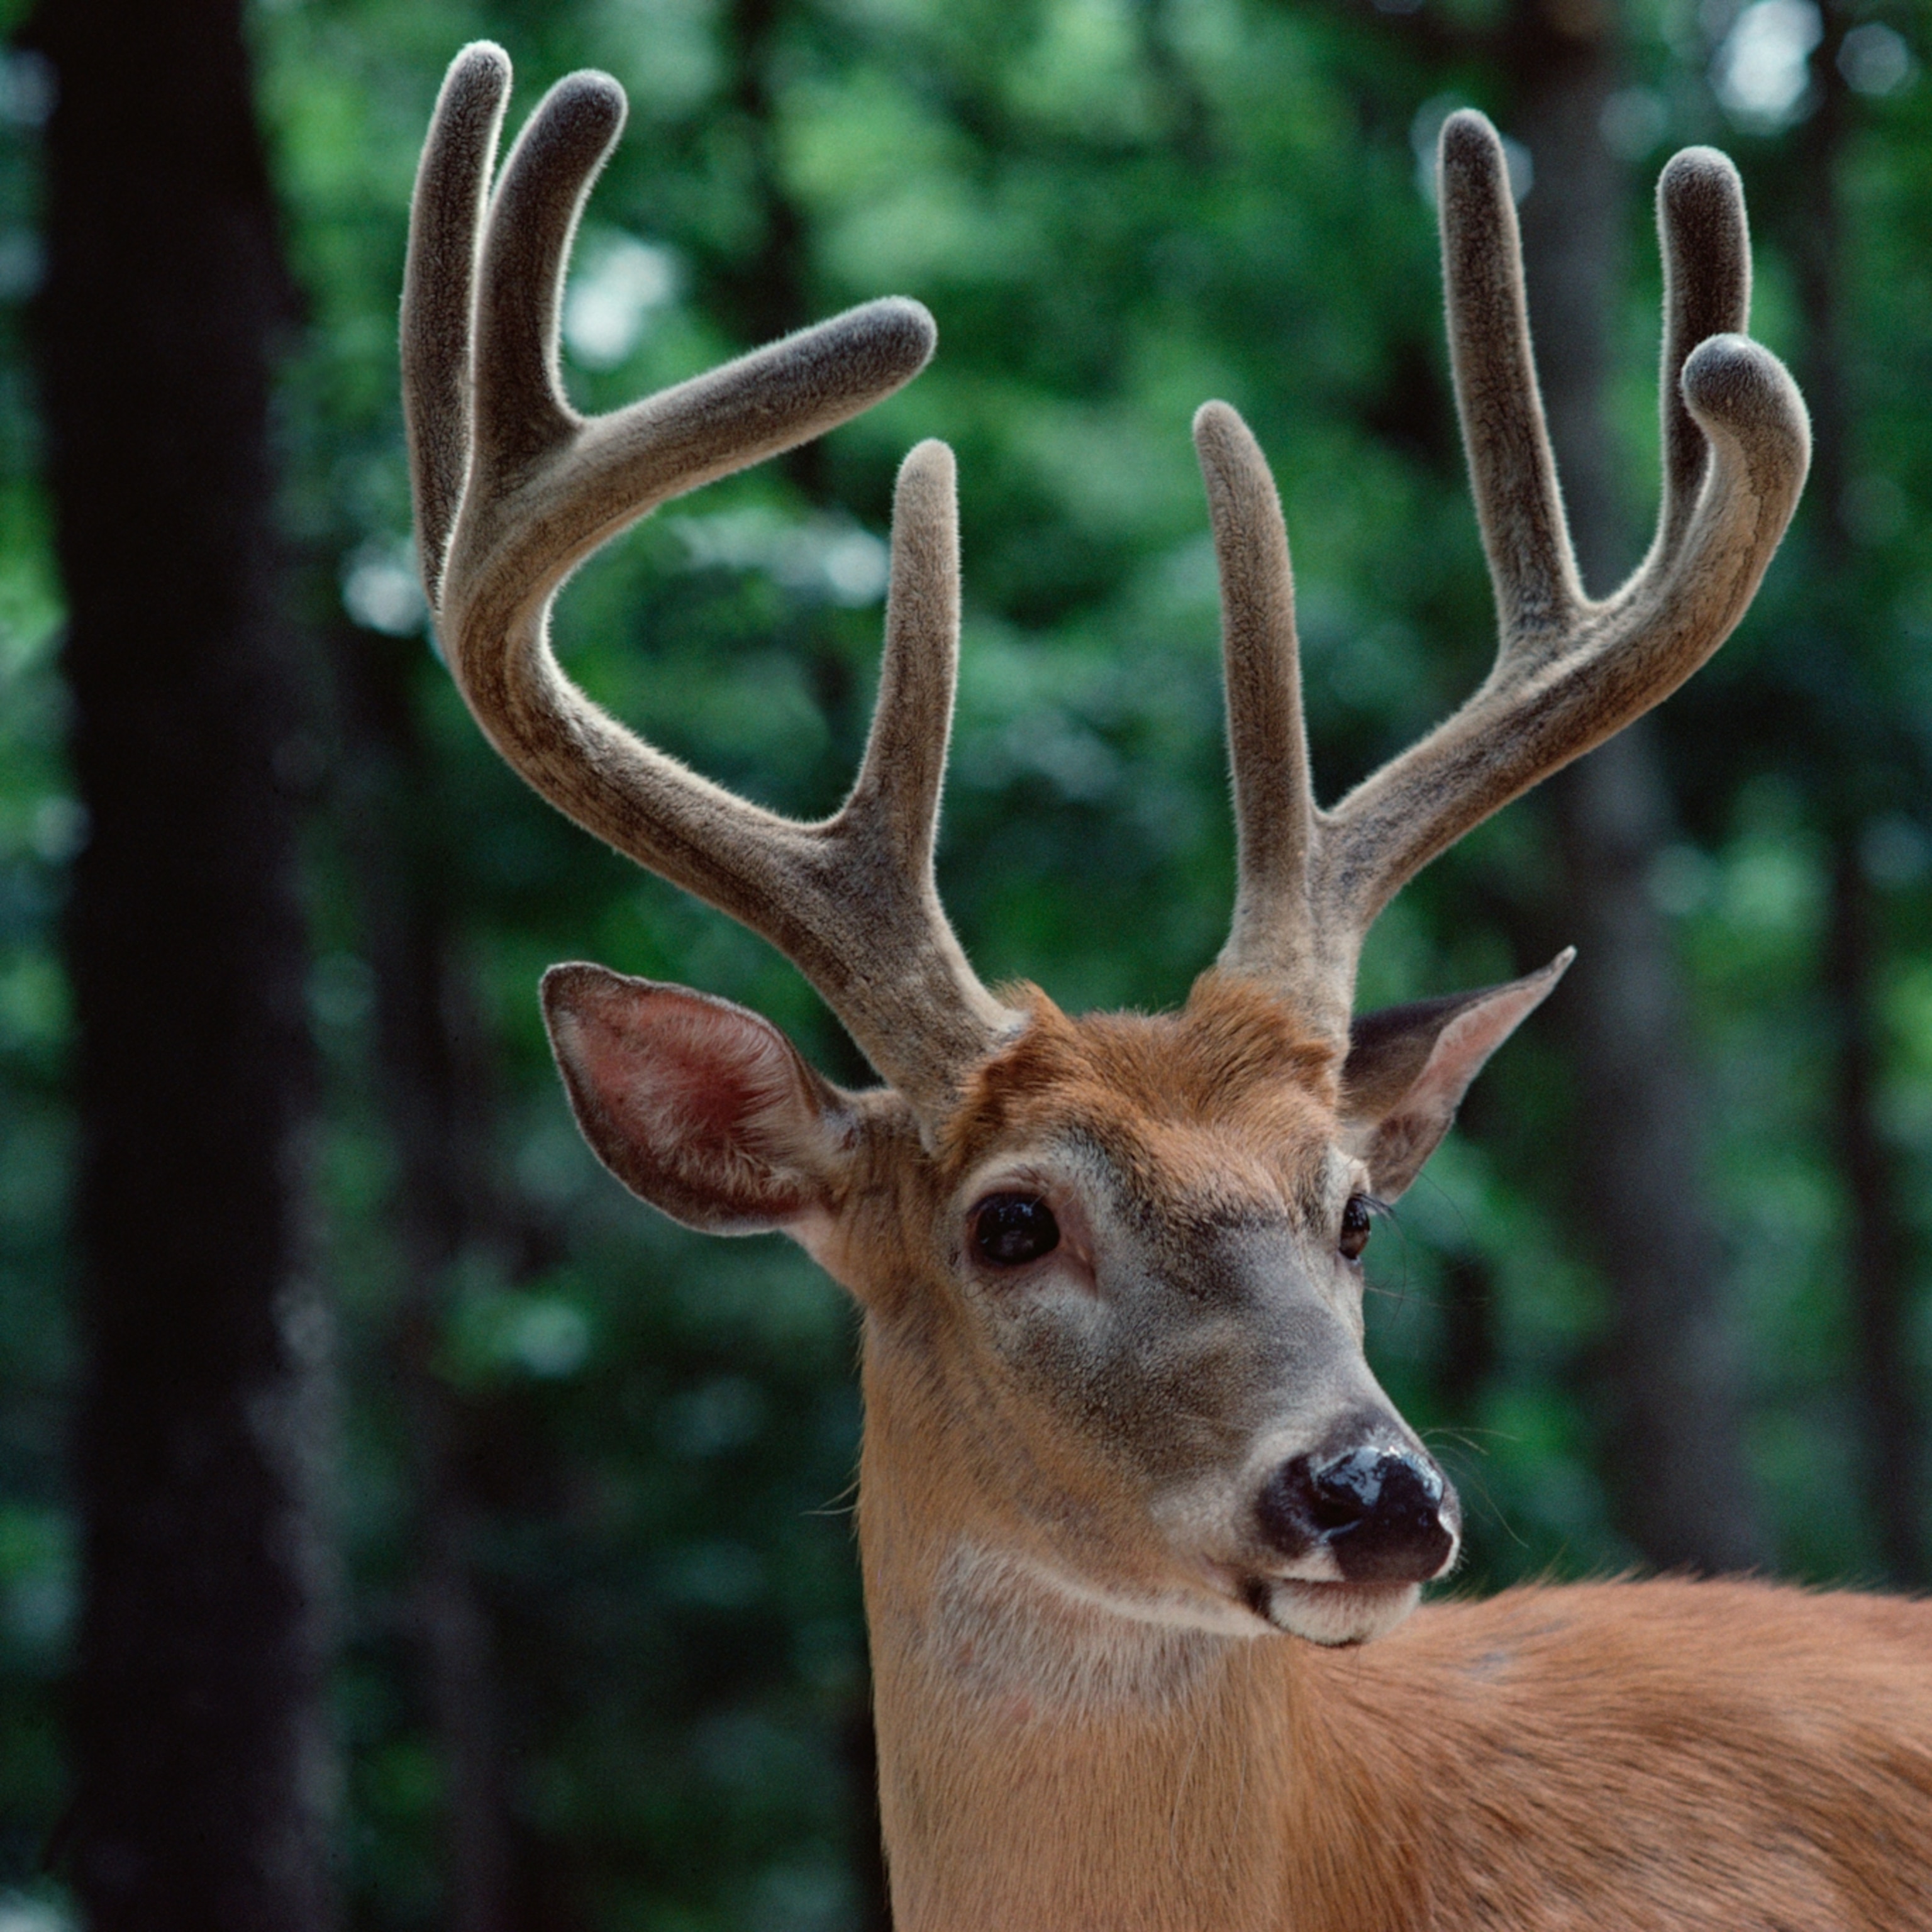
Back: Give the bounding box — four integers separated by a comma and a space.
1236, 1573, 1424, 1648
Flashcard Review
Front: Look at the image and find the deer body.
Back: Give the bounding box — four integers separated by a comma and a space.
870, 1567, 1932, 1930
399, 43, 1932, 1929
844, 987, 1932, 1931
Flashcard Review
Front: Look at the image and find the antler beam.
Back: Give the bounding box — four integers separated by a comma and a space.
1208, 109, 1809, 1045
403, 45, 1017, 1122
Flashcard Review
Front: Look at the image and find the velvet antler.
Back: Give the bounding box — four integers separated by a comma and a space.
1201, 110, 1809, 1045
408, 59, 1804, 1098
403, 45, 1017, 1122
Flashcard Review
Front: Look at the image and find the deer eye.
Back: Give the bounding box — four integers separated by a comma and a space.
970, 1193, 1061, 1267
1338, 1196, 1372, 1263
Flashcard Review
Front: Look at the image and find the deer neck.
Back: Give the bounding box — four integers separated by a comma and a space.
858, 1324, 1328, 1932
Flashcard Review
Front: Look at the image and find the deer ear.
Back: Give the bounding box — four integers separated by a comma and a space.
541, 963, 854, 1238
1340, 951, 1572, 1201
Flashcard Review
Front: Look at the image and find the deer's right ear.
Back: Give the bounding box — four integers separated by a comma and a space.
541, 964, 855, 1239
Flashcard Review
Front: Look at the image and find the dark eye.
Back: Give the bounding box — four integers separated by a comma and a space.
970, 1193, 1061, 1267
1339, 1196, 1372, 1263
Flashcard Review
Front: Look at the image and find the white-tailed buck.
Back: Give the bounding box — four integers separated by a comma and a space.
405, 42, 1932, 1930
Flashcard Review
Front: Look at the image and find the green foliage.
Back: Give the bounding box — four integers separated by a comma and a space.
4, 0, 1932, 1925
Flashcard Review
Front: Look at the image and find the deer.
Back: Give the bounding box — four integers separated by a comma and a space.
402, 39, 1932, 1931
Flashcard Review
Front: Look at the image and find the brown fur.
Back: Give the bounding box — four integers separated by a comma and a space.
831, 983, 1932, 1931
1303, 1580, 1932, 1931
945, 979, 1343, 1172
856, 996, 1932, 1926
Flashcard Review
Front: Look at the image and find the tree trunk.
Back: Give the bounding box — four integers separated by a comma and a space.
1504, 0, 1768, 1572
1827, 840, 1922, 1578
716, 0, 826, 499
1796, 9, 1924, 1582
30, 1, 334, 1925
328, 618, 519, 1932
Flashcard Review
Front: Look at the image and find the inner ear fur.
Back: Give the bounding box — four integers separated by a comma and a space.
1340, 952, 1572, 1200
541, 963, 856, 1236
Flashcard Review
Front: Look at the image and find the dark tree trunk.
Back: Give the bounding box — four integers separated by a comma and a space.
1793, 10, 1852, 572
716, 0, 826, 499
1795, 11, 1924, 1582
1548, 729, 1765, 1571
1827, 841, 1921, 1578
328, 619, 519, 1932
1503, 0, 1767, 1571
29, 1, 333, 1926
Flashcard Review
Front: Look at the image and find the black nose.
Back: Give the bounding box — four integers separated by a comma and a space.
1256, 1443, 1456, 1582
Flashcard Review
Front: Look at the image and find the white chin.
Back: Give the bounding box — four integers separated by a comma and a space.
1254, 1578, 1422, 1646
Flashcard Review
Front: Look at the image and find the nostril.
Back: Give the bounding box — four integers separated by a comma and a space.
1308, 1489, 1357, 1532
1255, 1455, 1323, 1558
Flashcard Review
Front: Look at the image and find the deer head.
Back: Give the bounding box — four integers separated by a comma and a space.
403, 45, 1807, 1656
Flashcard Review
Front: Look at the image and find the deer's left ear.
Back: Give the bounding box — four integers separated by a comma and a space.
1339, 951, 1572, 1201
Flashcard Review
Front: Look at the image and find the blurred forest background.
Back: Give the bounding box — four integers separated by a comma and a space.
1, 0, 1929, 1925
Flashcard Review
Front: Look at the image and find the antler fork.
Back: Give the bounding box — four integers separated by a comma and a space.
1201, 111, 1809, 1045
403, 45, 1018, 1122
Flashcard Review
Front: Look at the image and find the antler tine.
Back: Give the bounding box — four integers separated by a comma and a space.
843, 441, 963, 879
401, 42, 510, 607
827, 442, 1019, 1093
1211, 108, 1807, 1048
1194, 401, 1319, 991
1654, 148, 1750, 561
466, 67, 621, 482
406, 48, 1013, 1121
1434, 109, 1582, 649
